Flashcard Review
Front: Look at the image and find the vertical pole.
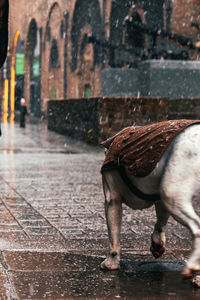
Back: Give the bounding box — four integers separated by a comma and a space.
3, 79, 8, 123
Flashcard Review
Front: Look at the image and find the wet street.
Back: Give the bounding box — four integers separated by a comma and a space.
0, 120, 200, 299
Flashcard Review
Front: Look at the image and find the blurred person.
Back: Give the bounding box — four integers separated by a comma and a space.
20, 98, 27, 128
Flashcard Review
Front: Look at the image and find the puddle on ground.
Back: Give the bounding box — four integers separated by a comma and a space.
2, 251, 200, 299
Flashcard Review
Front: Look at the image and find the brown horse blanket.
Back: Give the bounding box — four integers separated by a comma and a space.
101, 120, 200, 177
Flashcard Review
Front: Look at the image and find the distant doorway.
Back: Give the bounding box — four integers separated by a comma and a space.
27, 19, 41, 117
124, 11, 144, 48
15, 35, 25, 111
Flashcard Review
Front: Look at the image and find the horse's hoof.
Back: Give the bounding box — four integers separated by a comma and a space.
100, 259, 120, 271
150, 240, 165, 258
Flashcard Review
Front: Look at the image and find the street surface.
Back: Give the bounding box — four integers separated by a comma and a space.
0, 120, 199, 299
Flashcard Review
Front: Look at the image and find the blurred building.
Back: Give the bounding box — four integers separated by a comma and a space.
2, 0, 200, 119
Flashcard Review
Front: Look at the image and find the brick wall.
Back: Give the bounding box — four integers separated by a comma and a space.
98, 98, 169, 141
48, 97, 200, 144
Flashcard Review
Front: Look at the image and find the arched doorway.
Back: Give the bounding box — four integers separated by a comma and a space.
71, 0, 103, 72
109, 0, 165, 65
123, 10, 145, 48
70, 0, 103, 97
43, 2, 65, 107
26, 19, 41, 117
76, 30, 94, 97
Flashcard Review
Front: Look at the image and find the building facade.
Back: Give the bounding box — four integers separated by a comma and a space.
2, 0, 200, 118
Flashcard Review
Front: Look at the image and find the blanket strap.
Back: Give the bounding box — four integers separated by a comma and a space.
118, 165, 160, 202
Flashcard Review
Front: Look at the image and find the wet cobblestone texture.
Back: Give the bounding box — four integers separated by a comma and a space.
0, 121, 199, 299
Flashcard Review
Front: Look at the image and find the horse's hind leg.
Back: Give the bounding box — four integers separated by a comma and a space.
151, 201, 169, 258
100, 172, 122, 270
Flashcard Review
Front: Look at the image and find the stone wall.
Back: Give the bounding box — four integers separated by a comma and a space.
48, 97, 200, 144
138, 60, 200, 99
101, 61, 200, 99
48, 98, 99, 144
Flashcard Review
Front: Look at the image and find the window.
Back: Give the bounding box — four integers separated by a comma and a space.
50, 39, 59, 68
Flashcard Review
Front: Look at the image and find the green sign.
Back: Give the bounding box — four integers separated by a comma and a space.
33, 55, 40, 77
15, 53, 25, 75
51, 87, 56, 99
84, 84, 91, 98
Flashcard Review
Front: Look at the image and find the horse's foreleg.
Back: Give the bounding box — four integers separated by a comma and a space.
150, 201, 169, 258
101, 174, 122, 270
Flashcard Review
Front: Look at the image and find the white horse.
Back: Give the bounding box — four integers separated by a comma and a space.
101, 123, 200, 285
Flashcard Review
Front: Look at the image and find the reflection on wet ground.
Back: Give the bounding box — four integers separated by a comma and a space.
2, 251, 200, 300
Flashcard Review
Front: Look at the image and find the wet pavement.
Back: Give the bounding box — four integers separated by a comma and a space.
0, 120, 199, 299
